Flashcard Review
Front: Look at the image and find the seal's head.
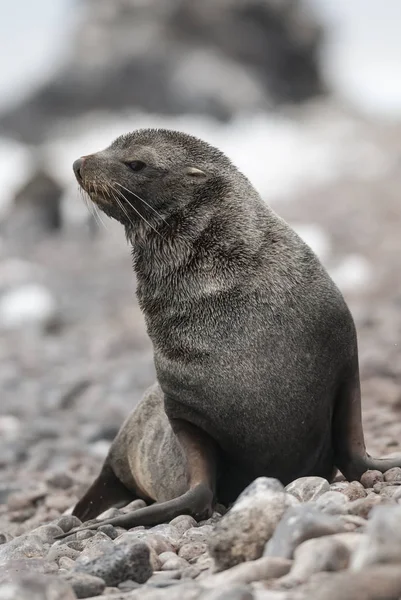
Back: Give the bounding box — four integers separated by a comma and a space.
73, 129, 236, 232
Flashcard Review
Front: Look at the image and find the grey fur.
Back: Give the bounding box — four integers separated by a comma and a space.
69, 128, 401, 526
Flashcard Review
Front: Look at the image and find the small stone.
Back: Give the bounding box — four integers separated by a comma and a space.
379, 486, 401, 499
347, 495, 383, 519
98, 525, 118, 540
200, 584, 254, 600
59, 557, 76, 570
180, 525, 214, 546
202, 556, 291, 588
0, 558, 58, 584
360, 470, 384, 488
283, 536, 350, 585
73, 541, 152, 586
384, 468, 401, 483
178, 542, 208, 561
118, 579, 141, 591
7, 486, 47, 511
341, 482, 367, 501
76, 532, 114, 562
46, 544, 80, 564
46, 472, 74, 489
285, 477, 330, 502
97, 507, 122, 520
351, 505, 401, 569
122, 499, 147, 512
148, 524, 181, 547
0, 284, 58, 331
169, 515, 197, 536
308, 565, 401, 600
0, 573, 75, 600
29, 524, 64, 544
61, 572, 106, 599
315, 492, 349, 514
45, 493, 72, 512
264, 505, 346, 559
161, 556, 189, 571
159, 551, 178, 565
0, 535, 46, 563
209, 478, 295, 571
57, 515, 82, 533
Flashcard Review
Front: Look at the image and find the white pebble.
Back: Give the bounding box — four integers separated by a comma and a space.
0, 284, 57, 330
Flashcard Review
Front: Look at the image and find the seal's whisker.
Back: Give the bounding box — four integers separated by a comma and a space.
114, 181, 169, 226
110, 184, 162, 237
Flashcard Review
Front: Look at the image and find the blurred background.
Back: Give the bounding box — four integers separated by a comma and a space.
0, 0, 400, 531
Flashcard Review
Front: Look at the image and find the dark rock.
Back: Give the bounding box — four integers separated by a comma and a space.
74, 541, 152, 586
57, 515, 83, 533
61, 572, 106, 599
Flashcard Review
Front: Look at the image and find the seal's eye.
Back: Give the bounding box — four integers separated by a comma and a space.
127, 160, 146, 172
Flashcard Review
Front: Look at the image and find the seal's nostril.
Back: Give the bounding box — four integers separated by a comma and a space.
73, 158, 84, 181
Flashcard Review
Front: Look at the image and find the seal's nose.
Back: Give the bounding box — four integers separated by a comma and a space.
73, 158, 84, 182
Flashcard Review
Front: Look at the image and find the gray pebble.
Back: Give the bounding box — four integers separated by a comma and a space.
201, 584, 254, 600
46, 544, 80, 563
76, 532, 114, 562
74, 541, 152, 586
98, 525, 118, 540
384, 467, 401, 483
118, 579, 141, 591
0, 573, 75, 600
123, 499, 147, 512
61, 572, 106, 599
59, 556, 77, 570
352, 504, 401, 569
315, 492, 349, 515
180, 525, 214, 546
57, 515, 82, 533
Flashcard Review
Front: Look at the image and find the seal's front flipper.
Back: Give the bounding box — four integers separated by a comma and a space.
72, 462, 135, 523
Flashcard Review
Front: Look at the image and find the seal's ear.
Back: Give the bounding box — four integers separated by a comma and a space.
184, 166, 208, 179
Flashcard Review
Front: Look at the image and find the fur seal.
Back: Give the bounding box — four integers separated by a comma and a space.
61, 128, 401, 536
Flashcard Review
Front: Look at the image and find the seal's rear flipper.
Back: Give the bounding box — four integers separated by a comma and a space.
333, 366, 401, 480
72, 462, 135, 523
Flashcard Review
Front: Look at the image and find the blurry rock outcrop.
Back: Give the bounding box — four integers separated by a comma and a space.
1, 169, 62, 247
0, 0, 323, 143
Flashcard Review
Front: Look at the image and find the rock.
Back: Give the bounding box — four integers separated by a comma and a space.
169, 515, 198, 536
46, 544, 80, 564
0, 573, 75, 600
202, 556, 291, 588
341, 482, 367, 501
0, 0, 323, 143
122, 499, 147, 512
118, 579, 141, 591
29, 524, 65, 543
61, 572, 106, 599
282, 536, 350, 585
384, 468, 401, 483
0, 558, 58, 584
159, 552, 179, 565
307, 566, 401, 600
75, 532, 114, 562
180, 526, 214, 546
178, 543, 208, 561
161, 556, 189, 571
98, 525, 118, 540
200, 584, 254, 600
264, 505, 346, 559
347, 495, 384, 519
285, 477, 330, 502
46, 471, 75, 489
360, 470, 384, 488
208, 477, 294, 570
148, 524, 181, 548
0, 534, 46, 565
45, 493, 72, 512
0, 284, 58, 331
57, 515, 83, 533
7, 485, 47, 511
59, 557, 77, 570
74, 541, 152, 586
2, 169, 63, 247
330, 533, 365, 554
351, 505, 401, 569
315, 492, 349, 515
